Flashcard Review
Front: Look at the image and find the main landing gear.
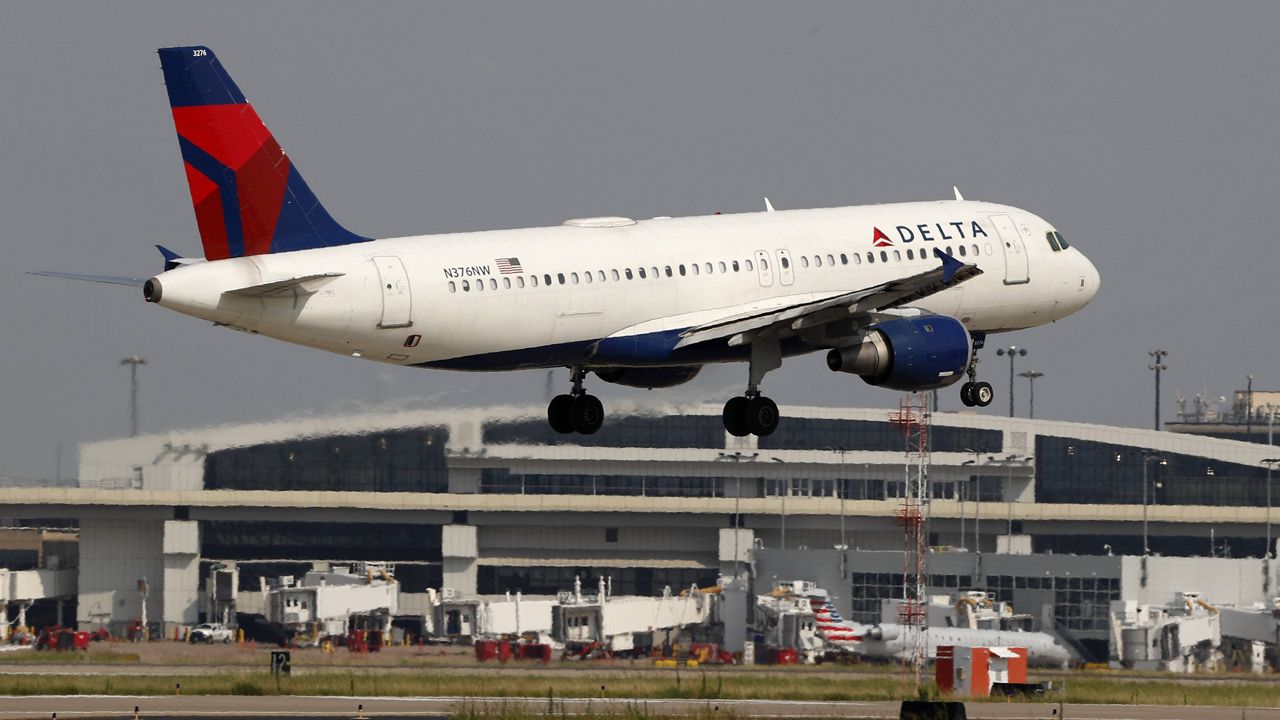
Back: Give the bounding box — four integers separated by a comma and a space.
958, 351, 994, 408
722, 336, 783, 437
548, 367, 604, 435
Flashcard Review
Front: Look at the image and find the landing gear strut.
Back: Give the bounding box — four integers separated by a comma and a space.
548, 367, 604, 435
722, 336, 782, 437
958, 350, 993, 408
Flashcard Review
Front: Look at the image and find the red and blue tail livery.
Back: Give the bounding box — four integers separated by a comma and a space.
157, 46, 367, 260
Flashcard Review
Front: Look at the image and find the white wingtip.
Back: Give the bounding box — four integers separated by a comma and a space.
953, 186, 965, 201
764, 197, 775, 212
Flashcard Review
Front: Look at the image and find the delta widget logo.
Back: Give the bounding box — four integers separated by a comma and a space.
872, 227, 893, 247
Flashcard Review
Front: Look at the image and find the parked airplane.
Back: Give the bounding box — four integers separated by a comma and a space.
38, 46, 1099, 437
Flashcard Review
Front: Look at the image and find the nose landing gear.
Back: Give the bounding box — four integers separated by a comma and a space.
548, 367, 605, 435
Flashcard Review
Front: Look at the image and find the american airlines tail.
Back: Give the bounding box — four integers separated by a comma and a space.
156, 46, 369, 260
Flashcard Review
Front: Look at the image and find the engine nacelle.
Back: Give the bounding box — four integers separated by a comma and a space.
594, 366, 701, 389
826, 315, 970, 391
865, 624, 900, 642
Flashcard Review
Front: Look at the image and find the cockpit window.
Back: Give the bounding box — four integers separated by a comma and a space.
1054, 231, 1069, 249
1046, 230, 1069, 251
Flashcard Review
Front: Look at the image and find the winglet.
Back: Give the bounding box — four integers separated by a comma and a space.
156, 245, 182, 271
764, 197, 775, 212
934, 247, 965, 283
953, 186, 965, 201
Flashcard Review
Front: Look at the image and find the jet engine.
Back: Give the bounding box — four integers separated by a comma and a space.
594, 366, 702, 389
864, 624, 901, 641
826, 315, 970, 391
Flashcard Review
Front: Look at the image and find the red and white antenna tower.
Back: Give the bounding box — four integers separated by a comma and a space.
889, 392, 931, 692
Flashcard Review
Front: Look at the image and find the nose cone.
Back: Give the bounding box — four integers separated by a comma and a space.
1081, 252, 1100, 303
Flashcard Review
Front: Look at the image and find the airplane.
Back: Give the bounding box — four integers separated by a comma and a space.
36, 46, 1099, 437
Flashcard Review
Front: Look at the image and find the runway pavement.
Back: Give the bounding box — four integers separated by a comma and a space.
1, 695, 1279, 720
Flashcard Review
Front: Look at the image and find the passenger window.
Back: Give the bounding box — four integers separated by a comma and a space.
906, 249, 914, 260
800, 256, 809, 268
945, 246, 953, 256
665, 266, 673, 277
476, 280, 484, 292
448, 281, 456, 293
971, 244, 979, 256
853, 253, 861, 265
557, 273, 565, 285
958, 245, 966, 257
490, 278, 497, 290
517, 276, 526, 288
638, 267, 647, 279
814, 255, 823, 267
893, 250, 901, 261
840, 253, 848, 265
691, 263, 699, 275
503, 277, 511, 289
625, 268, 633, 280
826, 254, 835, 266
985, 243, 993, 255
745, 259, 754, 271
598, 270, 606, 282
678, 264, 686, 275
584, 272, 591, 284
544, 274, 552, 286
879, 251, 888, 262
530, 275, 538, 287
611, 269, 620, 281
570, 272, 579, 284
757, 260, 765, 271
719, 261, 727, 273
867, 252, 875, 263
781, 256, 790, 269
732, 260, 740, 272
651, 266, 659, 278
705, 262, 713, 274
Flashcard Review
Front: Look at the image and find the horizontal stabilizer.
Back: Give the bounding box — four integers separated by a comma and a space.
28, 271, 146, 287
224, 272, 344, 298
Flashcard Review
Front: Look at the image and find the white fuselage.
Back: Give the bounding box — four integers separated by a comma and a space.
148, 200, 1098, 371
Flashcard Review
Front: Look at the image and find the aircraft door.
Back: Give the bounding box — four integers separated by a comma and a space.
775, 249, 795, 286
989, 214, 1029, 285
754, 250, 774, 287
373, 256, 413, 328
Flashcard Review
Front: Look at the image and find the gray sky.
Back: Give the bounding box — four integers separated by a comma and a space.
3, 2, 1278, 479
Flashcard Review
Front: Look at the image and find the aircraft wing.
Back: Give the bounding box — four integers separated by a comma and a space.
674, 249, 981, 350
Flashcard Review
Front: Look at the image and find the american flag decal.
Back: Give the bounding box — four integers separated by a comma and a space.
495, 257, 523, 274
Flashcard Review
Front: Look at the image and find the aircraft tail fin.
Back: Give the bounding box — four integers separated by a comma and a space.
157, 46, 368, 260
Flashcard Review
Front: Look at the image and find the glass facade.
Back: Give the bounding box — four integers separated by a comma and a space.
477, 565, 717, 596
483, 415, 725, 449
480, 470, 725, 497
1034, 533, 1266, 559
204, 427, 449, 493
759, 418, 1001, 453
1035, 436, 1268, 506
201, 521, 443, 562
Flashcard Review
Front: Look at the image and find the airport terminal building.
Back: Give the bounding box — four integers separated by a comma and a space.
2, 401, 1278, 657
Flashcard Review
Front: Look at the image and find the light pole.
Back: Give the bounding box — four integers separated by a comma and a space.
716, 451, 758, 581
771, 457, 788, 550
1148, 350, 1168, 431
1263, 458, 1280, 564
1141, 453, 1166, 556
120, 356, 147, 437
995, 347, 1027, 417
962, 448, 989, 552
1018, 371, 1044, 419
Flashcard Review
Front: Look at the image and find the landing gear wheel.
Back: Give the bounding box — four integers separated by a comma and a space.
548, 394, 575, 434
571, 394, 604, 435
972, 381, 994, 408
960, 382, 976, 407
723, 396, 750, 437
745, 396, 780, 437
